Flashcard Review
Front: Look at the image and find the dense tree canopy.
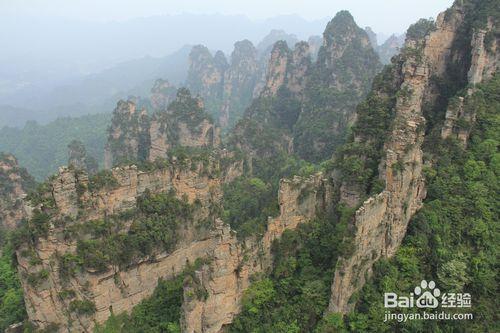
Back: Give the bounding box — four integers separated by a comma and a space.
0, 113, 110, 180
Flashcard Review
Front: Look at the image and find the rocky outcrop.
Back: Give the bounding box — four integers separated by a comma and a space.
377, 34, 405, 64
262, 41, 311, 97
104, 100, 149, 168
288, 42, 312, 95
187, 46, 226, 93
184, 32, 316, 131
316, 11, 380, 93
186, 46, 227, 120
150, 79, 177, 111
67, 140, 98, 175
149, 118, 219, 162
219, 40, 261, 128
440, 95, 473, 145
105, 89, 220, 166
0, 154, 34, 229
442, 17, 499, 144
228, 10, 382, 164
15, 4, 498, 332
18, 157, 224, 332
148, 89, 220, 161
181, 173, 333, 333
185, 40, 268, 130
328, 1, 499, 314
292, 11, 381, 161
329, 38, 428, 313
467, 19, 499, 85
18, 159, 329, 332
261, 41, 290, 96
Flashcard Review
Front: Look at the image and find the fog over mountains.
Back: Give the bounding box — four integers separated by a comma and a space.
0, 13, 403, 128
0, 14, 331, 125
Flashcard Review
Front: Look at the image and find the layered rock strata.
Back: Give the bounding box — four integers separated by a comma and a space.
19, 165, 330, 333
106, 89, 220, 167
328, 2, 499, 314
182, 173, 333, 333
18, 159, 223, 332
0, 154, 34, 229
261, 41, 311, 97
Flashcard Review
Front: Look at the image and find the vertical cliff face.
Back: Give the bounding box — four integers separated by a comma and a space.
316, 10, 380, 92
150, 79, 177, 111
17, 154, 328, 332
104, 100, 150, 168
181, 173, 334, 333
262, 41, 311, 98
219, 40, 261, 128
441, 17, 499, 144
187, 46, 225, 94
148, 88, 220, 161
293, 11, 382, 162
14, 4, 498, 332
186, 46, 228, 120
105, 89, 220, 166
329, 40, 428, 313
229, 11, 381, 164
184, 41, 267, 130
261, 41, 291, 97
289, 42, 312, 95
184, 32, 314, 132
0, 154, 34, 230
328, 0, 499, 314
17, 155, 225, 332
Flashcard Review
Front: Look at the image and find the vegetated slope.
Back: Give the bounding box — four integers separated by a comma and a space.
229, 0, 499, 331
347, 73, 499, 333
0, 239, 26, 332
229, 10, 382, 165
0, 154, 35, 330
186, 40, 264, 130
0, 113, 111, 180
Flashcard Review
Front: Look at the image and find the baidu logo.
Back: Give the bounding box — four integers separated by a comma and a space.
384, 280, 471, 309
414, 280, 440, 308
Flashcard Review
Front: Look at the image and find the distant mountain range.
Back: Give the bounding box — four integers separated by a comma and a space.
0, 46, 192, 127
0, 13, 401, 128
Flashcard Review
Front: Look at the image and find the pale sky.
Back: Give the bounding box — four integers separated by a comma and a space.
3, 0, 454, 35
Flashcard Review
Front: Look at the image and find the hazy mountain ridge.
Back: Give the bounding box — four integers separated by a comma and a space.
365, 26, 405, 64
0, 13, 329, 127
0, 29, 322, 180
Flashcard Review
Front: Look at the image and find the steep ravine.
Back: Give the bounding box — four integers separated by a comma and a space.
181, 174, 333, 333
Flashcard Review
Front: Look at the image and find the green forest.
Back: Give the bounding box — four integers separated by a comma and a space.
0, 113, 111, 180
228, 75, 500, 332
